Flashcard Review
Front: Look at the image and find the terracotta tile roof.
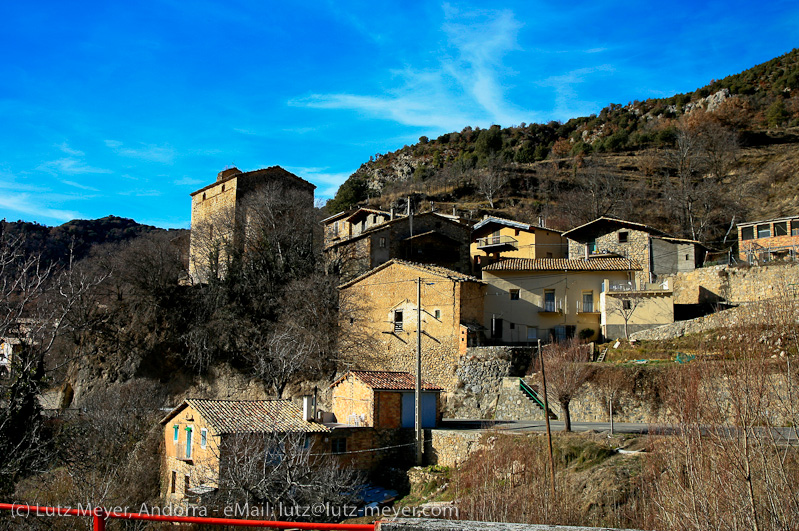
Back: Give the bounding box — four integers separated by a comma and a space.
331, 370, 443, 391
161, 399, 329, 434
338, 258, 483, 289
482, 257, 642, 272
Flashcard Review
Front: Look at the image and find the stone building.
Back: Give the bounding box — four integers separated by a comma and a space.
481, 257, 641, 343
338, 259, 485, 393
737, 215, 799, 263
562, 217, 706, 287
160, 398, 329, 504
325, 212, 472, 282
188, 166, 315, 283
470, 216, 566, 273
330, 370, 442, 428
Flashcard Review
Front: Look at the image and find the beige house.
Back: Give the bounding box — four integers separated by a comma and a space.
471, 216, 566, 272
481, 257, 641, 342
188, 166, 315, 283
562, 217, 707, 286
330, 370, 443, 429
160, 399, 329, 504
600, 279, 674, 339
339, 259, 485, 392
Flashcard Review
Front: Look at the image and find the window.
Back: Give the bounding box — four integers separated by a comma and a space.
200, 428, 207, 449
527, 327, 538, 340
332, 438, 347, 454
544, 290, 556, 312
618, 231, 629, 243
775, 222, 788, 236
509, 322, 515, 330
546, 252, 553, 258
184, 474, 190, 494
434, 309, 441, 320
622, 299, 632, 310
509, 289, 520, 300
491, 318, 503, 339
185, 427, 193, 459
173, 425, 179, 442
171, 471, 176, 494
588, 240, 597, 254
741, 226, 754, 240
221, 184, 225, 192
394, 310, 403, 332
379, 237, 386, 248
304, 435, 311, 449
757, 224, 770, 239
792, 220, 799, 236
202, 193, 206, 200
582, 291, 593, 313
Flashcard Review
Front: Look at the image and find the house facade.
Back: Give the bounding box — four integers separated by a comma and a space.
330, 370, 442, 429
188, 166, 315, 283
737, 215, 799, 263
326, 212, 472, 282
562, 217, 706, 286
471, 216, 566, 272
600, 279, 674, 339
481, 257, 641, 343
338, 259, 485, 392
160, 399, 329, 504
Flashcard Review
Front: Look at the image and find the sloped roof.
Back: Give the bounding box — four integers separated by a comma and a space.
473, 216, 560, 234
737, 214, 799, 228
331, 370, 443, 391
160, 399, 329, 434
561, 217, 667, 240
338, 258, 483, 289
345, 208, 392, 223
482, 257, 642, 272
190, 166, 315, 197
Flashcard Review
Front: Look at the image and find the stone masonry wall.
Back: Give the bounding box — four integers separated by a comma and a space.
427, 429, 485, 467
670, 262, 799, 305
493, 377, 549, 421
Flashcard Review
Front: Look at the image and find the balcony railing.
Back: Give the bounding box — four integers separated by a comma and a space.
540, 299, 563, 313
476, 235, 518, 251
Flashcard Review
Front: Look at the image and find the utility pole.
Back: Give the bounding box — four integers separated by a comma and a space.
539, 339, 556, 498
416, 277, 423, 465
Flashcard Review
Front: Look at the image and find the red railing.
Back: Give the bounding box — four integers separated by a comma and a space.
0, 503, 376, 530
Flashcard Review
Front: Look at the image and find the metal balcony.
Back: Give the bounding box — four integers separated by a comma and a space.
476, 235, 518, 252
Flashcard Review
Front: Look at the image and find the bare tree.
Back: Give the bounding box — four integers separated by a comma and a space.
605, 293, 647, 340
473, 159, 509, 209
540, 340, 595, 432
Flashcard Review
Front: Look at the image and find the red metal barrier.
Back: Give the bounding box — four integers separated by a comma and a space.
0, 503, 376, 530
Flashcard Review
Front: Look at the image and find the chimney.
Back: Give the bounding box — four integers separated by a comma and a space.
584, 245, 590, 260
217, 167, 242, 182
390, 207, 395, 220
302, 396, 315, 422
406, 197, 411, 216
538, 216, 544, 227
452, 206, 457, 217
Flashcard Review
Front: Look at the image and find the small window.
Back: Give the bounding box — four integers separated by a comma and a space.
775, 222, 788, 236
618, 231, 629, 243
582, 291, 593, 313
685, 254, 689, 261
622, 299, 632, 310
379, 237, 386, 248
171, 471, 176, 494
185, 427, 193, 459
200, 428, 207, 449
546, 252, 553, 258
509, 322, 515, 330
221, 184, 225, 192
527, 327, 537, 340
741, 226, 754, 240
173, 425, 179, 442
184, 474, 190, 494
792, 221, 799, 236
332, 438, 347, 454
757, 224, 770, 239
202, 193, 206, 200
304, 435, 311, 449
394, 310, 403, 332
509, 289, 520, 300
434, 309, 441, 320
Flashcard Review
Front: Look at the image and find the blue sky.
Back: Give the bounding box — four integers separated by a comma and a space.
1, 1, 797, 228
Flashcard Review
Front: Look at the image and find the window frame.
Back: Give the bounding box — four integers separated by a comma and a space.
200, 428, 207, 449
775, 222, 788, 236
331, 438, 347, 454
393, 310, 403, 332
509, 289, 520, 301
757, 224, 770, 239
618, 231, 629, 243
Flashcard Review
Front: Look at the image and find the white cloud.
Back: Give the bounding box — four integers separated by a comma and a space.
61, 180, 100, 192
539, 65, 614, 120
173, 176, 205, 186
37, 157, 112, 176
0, 193, 80, 223
58, 142, 85, 156
105, 140, 175, 164
283, 166, 352, 200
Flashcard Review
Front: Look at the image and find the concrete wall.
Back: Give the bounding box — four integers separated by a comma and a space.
600, 290, 674, 340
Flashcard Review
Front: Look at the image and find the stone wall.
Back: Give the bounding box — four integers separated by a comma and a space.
669, 262, 799, 305
493, 377, 548, 421
448, 347, 534, 418
427, 429, 485, 467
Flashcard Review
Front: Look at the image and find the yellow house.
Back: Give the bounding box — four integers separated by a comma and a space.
600, 279, 675, 339
481, 257, 641, 342
339, 259, 485, 392
471, 216, 566, 273
160, 398, 329, 504
330, 370, 443, 429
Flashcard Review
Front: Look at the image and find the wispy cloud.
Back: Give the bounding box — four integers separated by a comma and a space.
61, 180, 100, 192
173, 176, 205, 186
37, 157, 112, 176
118, 189, 162, 197
539, 65, 615, 120
105, 140, 175, 164
0, 193, 80, 223
291, 3, 533, 130
57, 142, 84, 156
284, 166, 352, 199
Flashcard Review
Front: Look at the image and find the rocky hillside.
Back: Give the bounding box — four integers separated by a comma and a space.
327, 48, 799, 245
